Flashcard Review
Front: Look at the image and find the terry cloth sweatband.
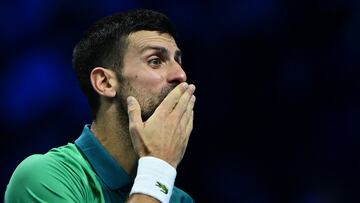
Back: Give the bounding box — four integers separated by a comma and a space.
130, 156, 177, 203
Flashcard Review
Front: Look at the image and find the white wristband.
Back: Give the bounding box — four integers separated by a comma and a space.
130, 156, 177, 203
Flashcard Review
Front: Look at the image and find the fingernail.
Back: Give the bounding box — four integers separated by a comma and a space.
182, 82, 188, 90
191, 95, 196, 102
127, 97, 134, 106
189, 84, 196, 92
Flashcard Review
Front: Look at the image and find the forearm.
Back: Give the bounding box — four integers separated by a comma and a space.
126, 194, 160, 203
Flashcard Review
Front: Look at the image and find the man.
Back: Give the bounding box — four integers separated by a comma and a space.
5, 9, 196, 203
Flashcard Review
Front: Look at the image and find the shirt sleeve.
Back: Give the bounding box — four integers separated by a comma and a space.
171, 187, 195, 203
5, 154, 85, 203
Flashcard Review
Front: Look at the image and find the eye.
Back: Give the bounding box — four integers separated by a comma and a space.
148, 57, 162, 67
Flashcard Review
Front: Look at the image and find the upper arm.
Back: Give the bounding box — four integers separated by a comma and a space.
5, 155, 84, 203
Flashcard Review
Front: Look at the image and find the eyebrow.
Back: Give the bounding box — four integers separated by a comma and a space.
140, 46, 182, 61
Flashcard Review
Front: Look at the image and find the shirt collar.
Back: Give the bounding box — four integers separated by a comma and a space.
75, 124, 132, 190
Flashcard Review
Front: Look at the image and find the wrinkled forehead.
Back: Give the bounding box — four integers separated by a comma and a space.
126, 30, 179, 51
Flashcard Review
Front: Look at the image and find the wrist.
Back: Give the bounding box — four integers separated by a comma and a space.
130, 156, 177, 203
146, 154, 178, 169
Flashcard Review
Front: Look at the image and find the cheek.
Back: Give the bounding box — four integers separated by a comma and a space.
127, 71, 165, 91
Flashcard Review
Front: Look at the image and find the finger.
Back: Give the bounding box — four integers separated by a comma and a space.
183, 110, 194, 150
127, 96, 143, 127
171, 84, 195, 120
186, 110, 194, 136
155, 82, 189, 115
179, 95, 195, 129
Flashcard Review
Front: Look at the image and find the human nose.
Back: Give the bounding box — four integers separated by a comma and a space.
167, 61, 187, 84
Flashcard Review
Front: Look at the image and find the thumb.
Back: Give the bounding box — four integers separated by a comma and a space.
127, 96, 143, 126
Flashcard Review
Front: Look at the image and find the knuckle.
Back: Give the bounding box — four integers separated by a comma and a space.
128, 104, 138, 111
129, 123, 138, 131
189, 123, 193, 130
156, 108, 166, 117
168, 113, 177, 122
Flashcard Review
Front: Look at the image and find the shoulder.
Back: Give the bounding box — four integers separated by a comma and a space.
8, 145, 80, 183
5, 144, 94, 202
170, 186, 195, 203
11, 144, 86, 181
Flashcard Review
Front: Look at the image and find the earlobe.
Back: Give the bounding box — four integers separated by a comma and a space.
90, 67, 117, 98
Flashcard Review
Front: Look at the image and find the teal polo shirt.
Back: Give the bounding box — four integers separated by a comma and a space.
5, 125, 194, 203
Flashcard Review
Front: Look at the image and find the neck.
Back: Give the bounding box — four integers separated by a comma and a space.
90, 105, 138, 176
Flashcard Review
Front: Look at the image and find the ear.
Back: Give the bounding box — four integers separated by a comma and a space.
90, 67, 118, 98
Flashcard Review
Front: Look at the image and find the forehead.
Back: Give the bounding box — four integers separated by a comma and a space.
126, 30, 179, 51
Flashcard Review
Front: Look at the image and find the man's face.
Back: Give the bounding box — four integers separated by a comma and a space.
116, 31, 187, 121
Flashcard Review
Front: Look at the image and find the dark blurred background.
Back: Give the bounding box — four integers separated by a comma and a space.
2, 0, 360, 202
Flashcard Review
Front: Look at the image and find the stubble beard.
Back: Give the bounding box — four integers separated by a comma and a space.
115, 80, 176, 125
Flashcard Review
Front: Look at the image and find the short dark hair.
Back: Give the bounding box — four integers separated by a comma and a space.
72, 9, 177, 117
